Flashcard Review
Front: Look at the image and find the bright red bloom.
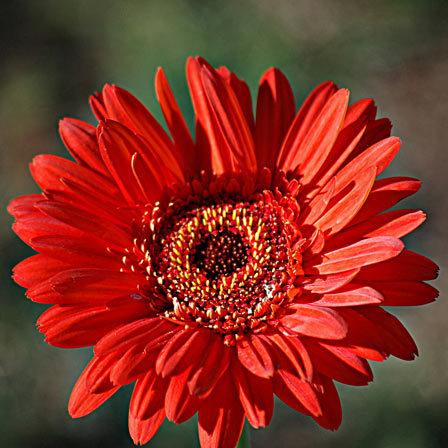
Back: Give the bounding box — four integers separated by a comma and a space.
9, 56, 438, 447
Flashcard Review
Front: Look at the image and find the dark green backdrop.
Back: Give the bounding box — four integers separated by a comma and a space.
1, 1, 446, 446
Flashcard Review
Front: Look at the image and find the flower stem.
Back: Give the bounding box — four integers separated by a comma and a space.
237, 424, 250, 448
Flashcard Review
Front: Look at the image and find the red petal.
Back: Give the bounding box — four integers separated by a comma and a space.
156, 328, 211, 377
30, 154, 118, 200
274, 369, 322, 417
255, 67, 295, 169
155, 67, 195, 175
301, 269, 360, 294
187, 334, 231, 397
348, 117, 392, 162
312, 284, 383, 307
313, 376, 342, 430
306, 236, 404, 275
110, 345, 153, 386
306, 99, 375, 194
165, 369, 198, 423
36, 200, 131, 248
356, 250, 439, 282
265, 332, 313, 380
198, 374, 245, 448
335, 308, 388, 361
29, 234, 121, 269
284, 89, 350, 184
59, 118, 108, 175
314, 166, 376, 235
128, 408, 165, 446
12, 254, 71, 288
299, 177, 336, 226
100, 84, 184, 181
325, 209, 426, 251
129, 370, 167, 420
26, 268, 143, 305
330, 137, 401, 198
233, 361, 274, 428
277, 81, 338, 170
89, 91, 107, 120
358, 308, 418, 360
236, 334, 274, 378
281, 305, 347, 340
305, 341, 373, 386
98, 120, 172, 204
95, 318, 176, 356
187, 57, 256, 174
218, 66, 255, 133
350, 177, 421, 225
84, 352, 117, 393
37, 298, 148, 348
365, 281, 438, 306
68, 362, 119, 418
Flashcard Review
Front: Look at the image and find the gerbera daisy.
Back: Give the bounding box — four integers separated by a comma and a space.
9, 56, 438, 447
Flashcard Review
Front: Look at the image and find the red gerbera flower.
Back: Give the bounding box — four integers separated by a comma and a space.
9, 56, 438, 447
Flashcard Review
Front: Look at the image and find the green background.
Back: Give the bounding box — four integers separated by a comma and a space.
1, 1, 447, 446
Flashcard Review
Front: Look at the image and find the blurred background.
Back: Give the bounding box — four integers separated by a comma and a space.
1, 0, 447, 446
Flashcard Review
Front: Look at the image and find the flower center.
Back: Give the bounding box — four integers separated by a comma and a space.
192, 230, 249, 279
128, 188, 303, 344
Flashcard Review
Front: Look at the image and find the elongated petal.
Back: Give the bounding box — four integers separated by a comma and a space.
356, 250, 439, 282
265, 332, 313, 380
313, 376, 342, 430
69, 362, 119, 418
100, 84, 184, 181
218, 66, 255, 132
305, 341, 373, 385
129, 408, 165, 446
187, 334, 231, 397
329, 137, 401, 198
30, 154, 119, 200
26, 268, 143, 304
274, 369, 322, 417
236, 334, 274, 378
187, 57, 256, 174
233, 361, 273, 428
281, 305, 347, 340
314, 166, 376, 235
305, 236, 404, 275
95, 318, 176, 355
59, 118, 108, 175
282, 90, 349, 183
312, 284, 383, 307
198, 374, 245, 448
365, 281, 438, 306
301, 269, 360, 294
325, 209, 426, 252
358, 308, 418, 360
12, 254, 71, 288
306, 99, 375, 195
255, 67, 295, 169
165, 369, 198, 423
277, 81, 338, 170
350, 177, 421, 225
130, 370, 168, 421
37, 299, 148, 348
156, 328, 211, 377
155, 67, 195, 174
36, 200, 132, 248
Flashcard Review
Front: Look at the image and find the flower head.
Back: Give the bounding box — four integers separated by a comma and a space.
9, 56, 438, 447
